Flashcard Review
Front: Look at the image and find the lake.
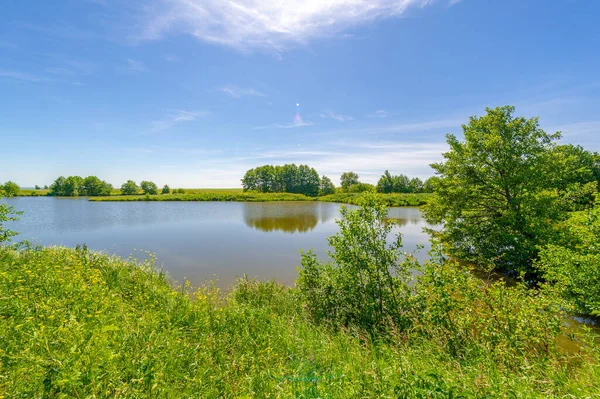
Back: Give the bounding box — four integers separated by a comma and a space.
2, 197, 432, 289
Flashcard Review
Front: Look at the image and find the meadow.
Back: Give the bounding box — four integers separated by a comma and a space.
1, 244, 599, 398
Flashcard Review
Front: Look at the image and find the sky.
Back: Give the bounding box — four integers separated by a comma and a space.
1, 0, 599, 188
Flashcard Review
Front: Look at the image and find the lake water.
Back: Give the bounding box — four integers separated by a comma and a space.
2, 197, 432, 289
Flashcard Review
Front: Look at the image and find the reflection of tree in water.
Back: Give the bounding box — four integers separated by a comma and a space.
243, 203, 321, 233
384, 217, 409, 227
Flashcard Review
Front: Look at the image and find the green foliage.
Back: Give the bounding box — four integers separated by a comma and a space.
423, 106, 563, 276
34, 185, 41, 190
140, 181, 159, 195
162, 184, 171, 194
1, 181, 20, 197
298, 193, 414, 333
537, 197, 600, 316
242, 164, 321, 196
3, 245, 596, 397
339, 171, 360, 192
120, 180, 139, 195
318, 175, 336, 196
0, 196, 21, 243
176, 188, 186, 194
422, 176, 438, 193
346, 182, 375, 193
50, 175, 112, 196
550, 145, 600, 210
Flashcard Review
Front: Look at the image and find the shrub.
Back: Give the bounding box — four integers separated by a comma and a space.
297, 193, 414, 333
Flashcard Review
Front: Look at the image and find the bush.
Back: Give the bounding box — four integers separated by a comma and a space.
297, 193, 414, 333
162, 184, 171, 194
120, 180, 139, 195
140, 181, 158, 195
1, 181, 20, 197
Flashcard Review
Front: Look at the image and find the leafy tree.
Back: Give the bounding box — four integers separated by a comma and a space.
120, 180, 139, 195
63, 176, 84, 196
376, 170, 396, 194
140, 181, 158, 195
422, 177, 438, 193
392, 174, 411, 193
2, 181, 20, 197
319, 175, 336, 196
162, 185, 171, 194
0, 196, 21, 243
423, 106, 562, 276
83, 176, 112, 196
242, 164, 321, 196
537, 196, 600, 316
43, 185, 48, 190
49, 176, 67, 196
176, 188, 185, 194
34, 185, 41, 190
409, 177, 424, 193
340, 172, 360, 192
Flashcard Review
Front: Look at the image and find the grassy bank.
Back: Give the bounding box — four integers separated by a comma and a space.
1, 245, 598, 397
89, 192, 431, 206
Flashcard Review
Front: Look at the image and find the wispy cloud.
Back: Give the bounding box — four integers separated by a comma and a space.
0, 70, 48, 83
253, 120, 314, 130
220, 85, 266, 99
366, 109, 389, 118
320, 110, 353, 122
139, 0, 458, 51
117, 58, 150, 74
151, 110, 208, 132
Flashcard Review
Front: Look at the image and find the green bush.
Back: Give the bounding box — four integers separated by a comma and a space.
298, 193, 415, 333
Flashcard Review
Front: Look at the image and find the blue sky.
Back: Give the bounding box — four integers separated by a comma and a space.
1, 0, 599, 187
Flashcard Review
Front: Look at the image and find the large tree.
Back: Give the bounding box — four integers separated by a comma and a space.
423, 106, 563, 276
140, 181, 158, 195
120, 180, 139, 195
2, 181, 20, 197
319, 175, 336, 196
340, 172, 360, 192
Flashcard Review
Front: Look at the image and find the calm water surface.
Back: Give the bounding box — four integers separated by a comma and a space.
3, 197, 432, 288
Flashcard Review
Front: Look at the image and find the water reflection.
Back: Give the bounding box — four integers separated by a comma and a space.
243, 202, 335, 233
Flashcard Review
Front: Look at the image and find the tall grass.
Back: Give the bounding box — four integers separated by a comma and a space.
1, 245, 598, 397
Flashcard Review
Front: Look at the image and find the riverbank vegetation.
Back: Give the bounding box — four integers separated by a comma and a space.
2, 194, 599, 397
88, 191, 431, 206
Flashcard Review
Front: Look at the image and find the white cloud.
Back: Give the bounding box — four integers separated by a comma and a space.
320, 110, 354, 122
139, 0, 456, 51
117, 58, 150, 74
220, 85, 266, 98
151, 110, 208, 132
366, 109, 390, 118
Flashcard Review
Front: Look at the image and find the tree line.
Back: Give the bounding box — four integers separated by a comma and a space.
241, 164, 335, 197
48, 176, 186, 196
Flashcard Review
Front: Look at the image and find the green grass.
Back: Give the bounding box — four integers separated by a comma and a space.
1, 246, 598, 397
15, 189, 50, 197
89, 191, 432, 206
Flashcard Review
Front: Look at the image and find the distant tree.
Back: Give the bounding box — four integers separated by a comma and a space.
49, 176, 67, 196
376, 170, 395, 194
319, 175, 336, 196
120, 180, 139, 195
2, 181, 20, 197
423, 105, 562, 276
140, 181, 158, 195
34, 185, 41, 190
392, 174, 411, 193
241, 168, 258, 192
176, 188, 185, 194
340, 172, 360, 192
43, 185, 48, 190
409, 177, 424, 193
63, 176, 84, 196
83, 176, 112, 196
297, 165, 320, 197
162, 185, 171, 194
347, 183, 375, 193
